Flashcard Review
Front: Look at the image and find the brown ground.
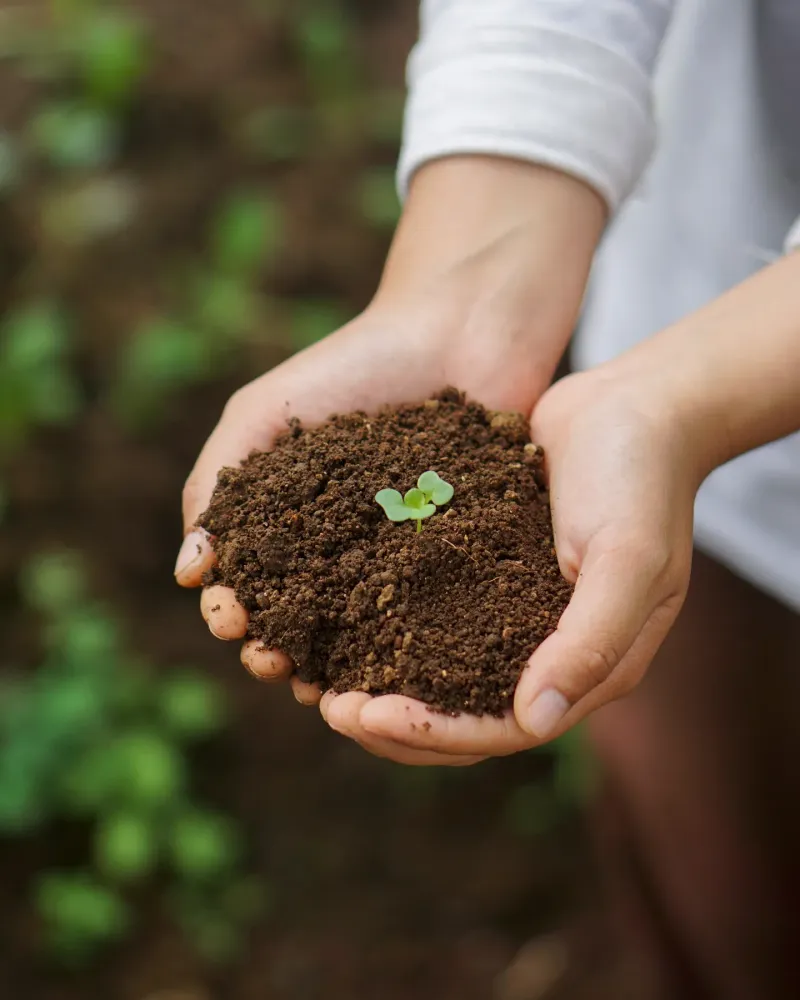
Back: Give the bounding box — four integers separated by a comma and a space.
202, 390, 572, 715
0, 1, 625, 997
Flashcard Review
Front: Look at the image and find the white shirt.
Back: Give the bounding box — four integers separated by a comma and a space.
400, 0, 800, 610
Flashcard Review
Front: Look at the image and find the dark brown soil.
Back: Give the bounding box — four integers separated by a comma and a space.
200, 389, 572, 715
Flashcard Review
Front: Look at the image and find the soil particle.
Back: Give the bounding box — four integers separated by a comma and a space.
199, 389, 572, 716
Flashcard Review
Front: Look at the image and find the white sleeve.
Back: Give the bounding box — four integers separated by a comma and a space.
399, 0, 677, 211
785, 216, 800, 253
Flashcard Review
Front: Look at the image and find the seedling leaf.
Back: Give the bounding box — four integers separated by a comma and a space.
405, 504, 436, 521
375, 488, 410, 522
417, 470, 454, 505
403, 488, 426, 509
375, 470, 454, 531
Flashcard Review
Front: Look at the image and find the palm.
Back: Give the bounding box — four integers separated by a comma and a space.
179, 309, 561, 767
320, 372, 694, 765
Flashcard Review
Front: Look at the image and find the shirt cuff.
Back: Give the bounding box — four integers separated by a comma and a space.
784, 216, 800, 253
398, 13, 658, 212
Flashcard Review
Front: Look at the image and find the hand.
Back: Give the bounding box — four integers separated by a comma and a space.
176, 299, 564, 763
324, 242, 800, 764
175, 157, 606, 765
347, 365, 698, 761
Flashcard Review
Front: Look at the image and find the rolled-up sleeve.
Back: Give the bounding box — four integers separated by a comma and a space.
399, 0, 677, 212
785, 216, 800, 253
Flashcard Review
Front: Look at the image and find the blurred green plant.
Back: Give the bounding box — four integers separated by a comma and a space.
289, 298, 347, 352
36, 872, 130, 960
69, 8, 148, 110
30, 1, 149, 108
28, 102, 120, 171
0, 302, 82, 458
111, 190, 285, 429
363, 90, 405, 145
0, 551, 265, 963
551, 725, 599, 805
210, 191, 283, 277
0, 131, 21, 193
357, 166, 400, 231
292, 4, 357, 100
239, 106, 316, 163
289, 2, 364, 144
112, 315, 216, 426
503, 727, 599, 838
2, 1, 147, 178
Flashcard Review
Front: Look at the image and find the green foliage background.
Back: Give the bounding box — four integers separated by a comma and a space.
0, 0, 593, 975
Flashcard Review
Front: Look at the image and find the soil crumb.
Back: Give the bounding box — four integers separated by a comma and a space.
199, 389, 572, 716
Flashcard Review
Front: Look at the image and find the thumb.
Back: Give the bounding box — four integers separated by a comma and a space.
175, 387, 283, 587
514, 539, 681, 739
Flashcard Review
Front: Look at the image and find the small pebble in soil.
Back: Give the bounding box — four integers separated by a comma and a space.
199, 389, 572, 716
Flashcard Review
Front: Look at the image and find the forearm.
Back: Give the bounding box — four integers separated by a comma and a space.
374, 156, 606, 368
610, 252, 800, 477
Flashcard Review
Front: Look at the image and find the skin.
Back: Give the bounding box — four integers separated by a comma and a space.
176, 154, 800, 766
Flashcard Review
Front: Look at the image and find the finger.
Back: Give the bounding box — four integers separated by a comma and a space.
290, 675, 323, 705
515, 541, 681, 740
358, 695, 531, 756
240, 641, 293, 682
175, 528, 217, 588
200, 585, 249, 640
324, 693, 486, 766
319, 689, 337, 721
178, 383, 287, 591
323, 691, 372, 734
181, 387, 282, 534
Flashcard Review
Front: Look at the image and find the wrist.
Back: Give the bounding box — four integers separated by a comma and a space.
602, 253, 800, 480
580, 351, 713, 491
372, 156, 606, 366
381, 156, 606, 291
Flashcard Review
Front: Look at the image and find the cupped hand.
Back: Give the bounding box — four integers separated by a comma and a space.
175, 294, 562, 765
175, 156, 607, 765
336, 366, 699, 762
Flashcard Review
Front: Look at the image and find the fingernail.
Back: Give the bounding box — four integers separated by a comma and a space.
174, 531, 205, 578
243, 652, 272, 680
525, 689, 570, 739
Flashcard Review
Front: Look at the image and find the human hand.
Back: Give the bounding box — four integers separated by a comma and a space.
356, 243, 800, 763
343, 364, 699, 762
175, 157, 606, 765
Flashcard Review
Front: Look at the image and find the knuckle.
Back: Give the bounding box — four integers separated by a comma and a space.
578, 641, 621, 691
613, 533, 675, 588
612, 664, 643, 699
222, 384, 253, 420
639, 542, 673, 582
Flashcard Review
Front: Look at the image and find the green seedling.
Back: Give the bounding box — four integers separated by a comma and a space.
375, 471, 454, 533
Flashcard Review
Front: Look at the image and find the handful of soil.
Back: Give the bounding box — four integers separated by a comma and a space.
199, 389, 572, 716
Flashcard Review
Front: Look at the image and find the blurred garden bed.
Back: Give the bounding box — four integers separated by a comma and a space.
0, 2, 615, 998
